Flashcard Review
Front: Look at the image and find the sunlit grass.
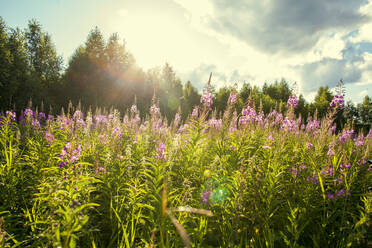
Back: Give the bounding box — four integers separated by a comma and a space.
0, 96, 371, 247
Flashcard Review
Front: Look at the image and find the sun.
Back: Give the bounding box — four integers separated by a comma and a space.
108, 10, 190, 70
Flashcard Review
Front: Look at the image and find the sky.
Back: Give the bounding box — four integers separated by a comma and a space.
0, 0, 371, 104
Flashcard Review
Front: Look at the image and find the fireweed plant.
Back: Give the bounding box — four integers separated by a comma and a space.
0, 93, 371, 247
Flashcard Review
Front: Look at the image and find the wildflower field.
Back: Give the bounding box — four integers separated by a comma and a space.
0, 93, 371, 247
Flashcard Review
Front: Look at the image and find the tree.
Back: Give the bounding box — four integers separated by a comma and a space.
25, 19, 63, 109
64, 27, 107, 108
213, 86, 231, 115
295, 94, 308, 119
158, 63, 183, 120
239, 82, 251, 104
262, 79, 291, 103
6, 28, 31, 110
181, 81, 200, 119
0, 17, 12, 109
358, 95, 372, 132
312, 86, 333, 118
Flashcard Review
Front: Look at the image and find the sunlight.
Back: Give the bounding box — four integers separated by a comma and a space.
109, 10, 190, 70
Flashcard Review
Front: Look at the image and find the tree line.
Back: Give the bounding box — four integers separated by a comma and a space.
0, 17, 371, 130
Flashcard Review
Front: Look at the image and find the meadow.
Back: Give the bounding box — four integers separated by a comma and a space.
0, 93, 371, 247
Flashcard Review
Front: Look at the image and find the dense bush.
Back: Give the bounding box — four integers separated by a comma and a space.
0, 94, 371, 247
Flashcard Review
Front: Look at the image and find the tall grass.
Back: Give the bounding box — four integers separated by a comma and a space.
0, 96, 371, 247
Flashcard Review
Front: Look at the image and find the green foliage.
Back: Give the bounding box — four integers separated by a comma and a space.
1, 99, 371, 247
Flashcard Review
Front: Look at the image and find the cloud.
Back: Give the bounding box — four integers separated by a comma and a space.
350, 0, 372, 43
175, 0, 370, 55
359, 89, 368, 97
209, 0, 370, 54
297, 42, 372, 94
298, 58, 362, 92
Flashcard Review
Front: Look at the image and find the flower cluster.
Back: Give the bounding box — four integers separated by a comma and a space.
334, 178, 344, 186
201, 90, 213, 108
150, 104, 161, 117
339, 130, 354, 143
327, 142, 335, 156
330, 95, 344, 109
208, 118, 222, 130
281, 117, 298, 132
155, 142, 166, 162
305, 119, 320, 133
239, 106, 256, 125
327, 189, 351, 199
201, 190, 212, 204
354, 135, 365, 147
228, 92, 237, 105
24, 108, 34, 117
287, 95, 298, 108
112, 126, 123, 137
98, 134, 108, 144
306, 176, 319, 184
93, 115, 108, 127
291, 164, 307, 176
6, 111, 16, 122
367, 129, 372, 139
306, 142, 313, 149
339, 163, 351, 172
320, 166, 334, 176
60, 142, 82, 164
73, 110, 84, 120
130, 105, 137, 114
45, 132, 55, 144
38, 112, 46, 120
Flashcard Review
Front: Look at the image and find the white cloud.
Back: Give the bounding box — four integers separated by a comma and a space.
351, 0, 372, 43
201, 0, 368, 54
359, 89, 368, 97
358, 52, 372, 84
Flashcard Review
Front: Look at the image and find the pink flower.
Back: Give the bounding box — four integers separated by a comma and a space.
330, 95, 344, 109
228, 92, 237, 105
155, 142, 166, 162
287, 95, 298, 108
201, 90, 213, 108
45, 132, 55, 143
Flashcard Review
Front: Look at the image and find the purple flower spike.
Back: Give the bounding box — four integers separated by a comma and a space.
327, 193, 334, 199
330, 95, 344, 109
336, 189, 345, 197
287, 95, 298, 108
201, 190, 212, 204
24, 108, 34, 117
155, 142, 166, 162
228, 92, 237, 105
201, 90, 213, 108
45, 132, 55, 143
